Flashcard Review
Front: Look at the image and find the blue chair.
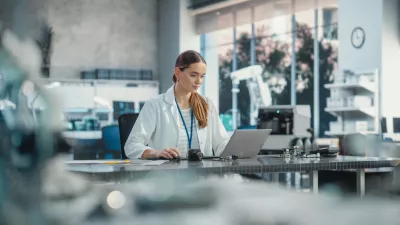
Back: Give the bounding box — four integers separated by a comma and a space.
102, 125, 122, 159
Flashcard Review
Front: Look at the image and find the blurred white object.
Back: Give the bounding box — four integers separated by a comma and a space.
355, 121, 369, 132
329, 121, 342, 133
0, 99, 16, 109
2, 29, 41, 78
93, 96, 113, 125
325, 69, 379, 136
230, 65, 272, 127
44, 82, 61, 89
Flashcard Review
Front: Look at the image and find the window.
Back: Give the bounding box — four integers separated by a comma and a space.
319, 7, 339, 137
322, 8, 338, 40
255, 15, 292, 106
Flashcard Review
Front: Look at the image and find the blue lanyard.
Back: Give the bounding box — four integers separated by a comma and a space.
175, 99, 194, 149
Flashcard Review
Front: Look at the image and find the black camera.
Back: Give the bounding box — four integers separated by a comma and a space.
187, 149, 203, 161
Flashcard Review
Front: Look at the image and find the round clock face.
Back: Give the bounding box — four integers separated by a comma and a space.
351, 27, 365, 49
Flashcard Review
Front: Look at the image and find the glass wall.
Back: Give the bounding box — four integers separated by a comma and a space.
234, 24, 252, 127
318, 7, 338, 136
295, 9, 316, 132
204, 4, 339, 136
255, 15, 292, 106
207, 28, 234, 130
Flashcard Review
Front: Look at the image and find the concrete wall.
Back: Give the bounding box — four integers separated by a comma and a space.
46, 0, 157, 79
157, 0, 201, 93
157, 0, 180, 93
0, 0, 48, 41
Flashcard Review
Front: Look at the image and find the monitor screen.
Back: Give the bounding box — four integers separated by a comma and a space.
393, 117, 400, 133
113, 101, 135, 120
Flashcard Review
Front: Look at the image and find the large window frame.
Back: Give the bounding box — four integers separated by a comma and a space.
201, 4, 338, 138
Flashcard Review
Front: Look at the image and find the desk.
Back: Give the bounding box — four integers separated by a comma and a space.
67, 155, 400, 196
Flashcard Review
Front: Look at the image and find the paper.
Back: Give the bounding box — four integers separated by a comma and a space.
65, 160, 144, 165
142, 160, 168, 166
65, 160, 168, 166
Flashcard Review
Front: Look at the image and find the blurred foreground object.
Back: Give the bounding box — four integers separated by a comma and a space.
79, 174, 400, 225
0, 11, 63, 223
340, 133, 398, 157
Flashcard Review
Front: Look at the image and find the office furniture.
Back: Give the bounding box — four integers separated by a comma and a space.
101, 125, 122, 159
325, 69, 380, 136
118, 113, 139, 159
66, 155, 400, 197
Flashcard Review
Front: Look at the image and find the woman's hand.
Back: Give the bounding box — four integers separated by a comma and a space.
157, 148, 180, 159
142, 148, 180, 159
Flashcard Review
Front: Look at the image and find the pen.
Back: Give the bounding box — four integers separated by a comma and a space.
104, 160, 131, 165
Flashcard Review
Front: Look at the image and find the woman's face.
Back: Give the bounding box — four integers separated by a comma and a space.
175, 62, 206, 93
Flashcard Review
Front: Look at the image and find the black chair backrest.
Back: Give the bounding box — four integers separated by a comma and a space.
381, 117, 387, 134
118, 113, 139, 159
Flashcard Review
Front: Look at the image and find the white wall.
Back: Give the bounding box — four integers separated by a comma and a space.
338, 0, 400, 117
179, 0, 201, 53
38, 82, 159, 112
46, 0, 158, 79
95, 85, 159, 111
381, 0, 400, 116
338, 0, 382, 72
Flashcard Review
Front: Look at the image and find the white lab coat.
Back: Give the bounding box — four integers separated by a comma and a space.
124, 85, 230, 159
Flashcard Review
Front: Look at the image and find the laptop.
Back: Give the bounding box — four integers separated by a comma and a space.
217, 129, 272, 159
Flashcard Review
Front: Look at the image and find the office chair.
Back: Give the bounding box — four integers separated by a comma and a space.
102, 125, 122, 159
118, 113, 139, 159
381, 117, 387, 134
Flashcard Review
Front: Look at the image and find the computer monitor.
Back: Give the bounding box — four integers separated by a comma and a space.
257, 108, 294, 135
113, 101, 135, 120
393, 117, 400, 133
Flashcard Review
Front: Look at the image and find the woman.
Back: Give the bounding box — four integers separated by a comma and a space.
125, 50, 230, 159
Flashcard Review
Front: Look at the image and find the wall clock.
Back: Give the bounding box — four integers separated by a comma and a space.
351, 27, 365, 49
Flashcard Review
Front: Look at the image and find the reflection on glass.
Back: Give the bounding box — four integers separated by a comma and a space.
294, 9, 338, 137
254, 15, 292, 107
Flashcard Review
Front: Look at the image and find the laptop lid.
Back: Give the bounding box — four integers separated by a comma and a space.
220, 129, 272, 158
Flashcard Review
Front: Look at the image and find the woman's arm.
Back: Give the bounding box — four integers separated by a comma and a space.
124, 101, 158, 159
124, 100, 181, 159
209, 99, 230, 156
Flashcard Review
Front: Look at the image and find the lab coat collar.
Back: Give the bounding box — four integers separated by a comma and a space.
165, 85, 181, 144
164, 85, 175, 105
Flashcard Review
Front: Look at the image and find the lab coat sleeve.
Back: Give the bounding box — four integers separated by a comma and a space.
209, 99, 230, 156
124, 101, 157, 159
